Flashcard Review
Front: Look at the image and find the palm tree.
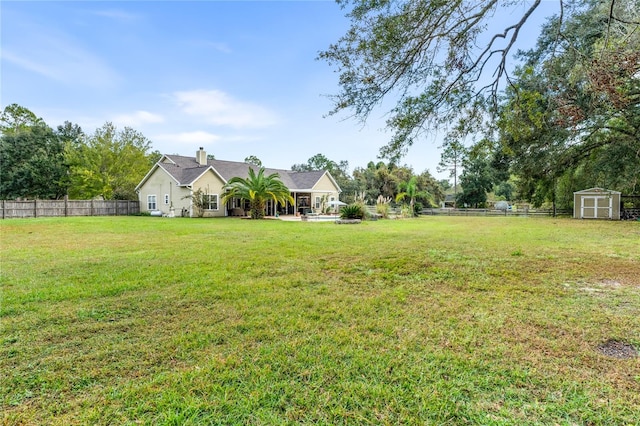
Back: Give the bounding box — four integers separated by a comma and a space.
395, 176, 431, 217
222, 167, 294, 219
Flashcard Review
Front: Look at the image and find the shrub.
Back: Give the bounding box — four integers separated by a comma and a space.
183, 188, 206, 217
376, 195, 391, 218
340, 204, 365, 219
400, 205, 413, 218
376, 203, 389, 218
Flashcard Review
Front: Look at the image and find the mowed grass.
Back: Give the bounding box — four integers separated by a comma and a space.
1, 216, 639, 425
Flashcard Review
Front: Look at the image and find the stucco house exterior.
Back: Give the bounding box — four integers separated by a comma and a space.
135, 148, 342, 217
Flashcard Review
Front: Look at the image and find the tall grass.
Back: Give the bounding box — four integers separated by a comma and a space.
1, 216, 639, 424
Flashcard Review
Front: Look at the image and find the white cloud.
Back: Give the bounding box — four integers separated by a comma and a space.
173, 89, 279, 128
204, 41, 232, 54
1, 21, 120, 89
90, 9, 140, 22
154, 131, 221, 145
2, 50, 60, 81
112, 110, 164, 127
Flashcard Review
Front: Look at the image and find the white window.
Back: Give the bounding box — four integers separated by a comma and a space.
164, 194, 169, 205
147, 195, 157, 210
315, 196, 321, 209
204, 194, 218, 210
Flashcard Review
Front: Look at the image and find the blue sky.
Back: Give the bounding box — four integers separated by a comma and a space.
1, 1, 558, 178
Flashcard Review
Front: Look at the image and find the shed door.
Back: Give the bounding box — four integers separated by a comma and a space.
581, 196, 612, 219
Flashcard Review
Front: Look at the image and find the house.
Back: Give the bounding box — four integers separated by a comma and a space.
573, 187, 621, 220
440, 194, 456, 208
135, 148, 342, 217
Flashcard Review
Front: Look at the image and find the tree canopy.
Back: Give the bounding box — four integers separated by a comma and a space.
352, 161, 442, 207
0, 124, 68, 200
0, 103, 46, 135
456, 142, 495, 208
66, 122, 156, 200
498, 0, 640, 202
319, 0, 565, 161
1, 104, 159, 201
0, 105, 69, 199
244, 155, 262, 166
321, 0, 639, 206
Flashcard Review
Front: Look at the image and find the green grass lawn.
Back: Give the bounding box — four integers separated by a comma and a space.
1, 216, 639, 425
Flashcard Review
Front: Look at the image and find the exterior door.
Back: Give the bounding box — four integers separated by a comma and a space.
581, 196, 611, 219
297, 194, 311, 215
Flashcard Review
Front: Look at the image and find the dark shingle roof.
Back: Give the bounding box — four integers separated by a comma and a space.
157, 155, 335, 191
287, 170, 326, 189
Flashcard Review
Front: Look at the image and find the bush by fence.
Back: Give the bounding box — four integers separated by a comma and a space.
1, 199, 140, 219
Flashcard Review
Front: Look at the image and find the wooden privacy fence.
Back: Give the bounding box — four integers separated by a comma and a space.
1, 199, 140, 219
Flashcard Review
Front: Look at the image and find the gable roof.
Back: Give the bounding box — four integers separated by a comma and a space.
574, 187, 622, 195
136, 154, 342, 193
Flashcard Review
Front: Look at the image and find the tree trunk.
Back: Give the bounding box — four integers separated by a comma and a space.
250, 199, 266, 219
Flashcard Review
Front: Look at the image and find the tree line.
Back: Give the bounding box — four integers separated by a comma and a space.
0, 104, 160, 201
0, 104, 449, 210
0, 104, 448, 210
4, 100, 609, 212
4, 1, 638, 210
320, 0, 640, 210
292, 153, 446, 211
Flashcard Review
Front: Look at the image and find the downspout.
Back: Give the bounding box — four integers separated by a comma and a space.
168, 182, 175, 218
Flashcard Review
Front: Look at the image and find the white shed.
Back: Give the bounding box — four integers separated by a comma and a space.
573, 188, 621, 220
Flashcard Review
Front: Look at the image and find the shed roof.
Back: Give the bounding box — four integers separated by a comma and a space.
574, 187, 622, 195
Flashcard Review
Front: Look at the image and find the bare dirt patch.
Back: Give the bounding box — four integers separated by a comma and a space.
572, 279, 639, 295
597, 340, 638, 359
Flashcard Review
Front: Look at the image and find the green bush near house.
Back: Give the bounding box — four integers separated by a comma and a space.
1, 217, 639, 425
339, 203, 365, 219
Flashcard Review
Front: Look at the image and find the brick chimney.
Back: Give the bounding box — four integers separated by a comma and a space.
196, 147, 207, 166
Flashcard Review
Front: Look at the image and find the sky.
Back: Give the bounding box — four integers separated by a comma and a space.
1, 1, 559, 179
